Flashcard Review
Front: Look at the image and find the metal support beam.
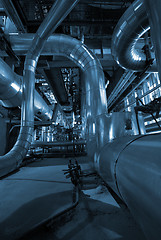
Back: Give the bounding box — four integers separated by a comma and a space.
1, 0, 26, 33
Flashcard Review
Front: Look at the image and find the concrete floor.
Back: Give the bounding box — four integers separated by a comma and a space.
0, 157, 146, 240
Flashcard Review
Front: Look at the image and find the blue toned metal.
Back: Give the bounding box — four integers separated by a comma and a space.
0, 0, 80, 178
111, 0, 157, 72
40, 34, 107, 155
0, 57, 53, 120
9, 34, 146, 154
96, 1, 161, 239
0, 57, 22, 108
143, 0, 161, 81
13, 33, 107, 156
5, 33, 108, 158
97, 133, 161, 240
0, 0, 26, 33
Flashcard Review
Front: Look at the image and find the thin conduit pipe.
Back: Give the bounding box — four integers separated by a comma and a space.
0, 0, 80, 178
111, 0, 157, 72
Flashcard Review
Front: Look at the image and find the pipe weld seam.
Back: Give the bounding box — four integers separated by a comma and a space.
113, 135, 146, 200
0, 91, 21, 101
25, 59, 37, 68
84, 65, 103, 73
17, 138, 32, 144
15, 144, 29, 151
24, 65, 36, 73
9, 148, 24, 159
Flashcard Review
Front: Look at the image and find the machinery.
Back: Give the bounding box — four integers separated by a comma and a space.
0, 0, 161, 239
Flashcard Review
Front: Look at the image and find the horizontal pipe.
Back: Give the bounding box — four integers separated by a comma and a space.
31, 140, 86, 147
0, 57, 53, 121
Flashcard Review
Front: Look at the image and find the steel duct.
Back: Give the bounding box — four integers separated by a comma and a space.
111, 0, 157, 72
143, 0, 161, 80
0, 57, 53, 121
97, 133, 161, 240
38, 34, 107, 155
0, 0, 80, 178
8, 34, 107, 152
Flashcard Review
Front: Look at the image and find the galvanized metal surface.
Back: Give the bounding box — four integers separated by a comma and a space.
0, 0, 80, 177
97, 133, 161, 240
111, 0, 157, 72
0, 57, 22, 108
143, 0, 161, 79
19, 34, 107, 156
0, 57, 52, 120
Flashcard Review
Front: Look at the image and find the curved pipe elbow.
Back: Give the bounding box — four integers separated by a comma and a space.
0, 0, 80, 178
111, 0, 157, 72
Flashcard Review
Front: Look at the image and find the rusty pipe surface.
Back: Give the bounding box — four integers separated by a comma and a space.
111, 0, 157, 72
0, 0, 80, 177
0, 57, 53, 120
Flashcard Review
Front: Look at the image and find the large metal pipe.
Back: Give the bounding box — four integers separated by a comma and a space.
97, 133, 161, 240
0, 57, 53, 121
0, 57, 22, 108
96, 2, 161, 238
0, 0, 80, 178
111, 0, 157, 72
143, 0, 161, 80
38, 34, 107, 155
0, 34, 108, 154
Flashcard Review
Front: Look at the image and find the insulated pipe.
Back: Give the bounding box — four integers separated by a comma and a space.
0, 57, 53, 121
38, 34, 107, 155
0, 0, 80, 178
8, 34, 108, 155
111, 0, 157, 72
0, 57, 22, 108
143, 0, 161, 80
97, 133, 161, 240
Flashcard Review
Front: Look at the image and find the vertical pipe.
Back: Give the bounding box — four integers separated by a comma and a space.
0, 0, 80, 177
143, 0, 161, 79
